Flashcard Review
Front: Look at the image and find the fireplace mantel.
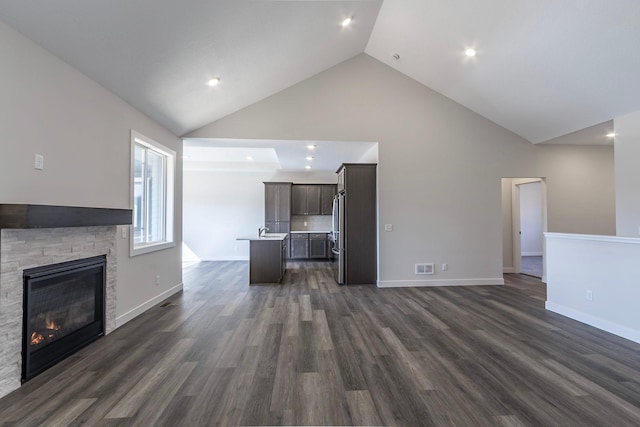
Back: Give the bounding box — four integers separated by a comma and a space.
0, 204, 132, 229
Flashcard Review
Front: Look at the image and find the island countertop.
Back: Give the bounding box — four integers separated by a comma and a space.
290, 230, 331, 234
236, 233, 288, 241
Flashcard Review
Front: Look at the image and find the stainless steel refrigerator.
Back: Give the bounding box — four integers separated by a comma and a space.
331, 163, 377, 285
331, 192, 345, 284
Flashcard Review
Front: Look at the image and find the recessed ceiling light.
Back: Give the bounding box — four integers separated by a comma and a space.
305, 156, 313, 161
247, 156, 253, 161
182, 155, 189, 159
307, 144, 317, 150
341, 17, 352, 27
206, 77, 220, 87
305, 165, 312, 170
465, 48, 477, 57
606, 132, 616, 138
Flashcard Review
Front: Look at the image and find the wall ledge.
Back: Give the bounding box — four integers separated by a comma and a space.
0, 204, 132, 229
545, 232, 640, 245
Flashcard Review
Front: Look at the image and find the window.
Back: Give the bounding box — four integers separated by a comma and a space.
130, 130, 175, 256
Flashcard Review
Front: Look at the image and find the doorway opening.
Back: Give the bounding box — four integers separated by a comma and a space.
501, 178, 547, 281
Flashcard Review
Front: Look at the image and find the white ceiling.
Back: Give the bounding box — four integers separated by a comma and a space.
0, 0, 382, 136
365, 0, 640, 144
1, 0, 639, 144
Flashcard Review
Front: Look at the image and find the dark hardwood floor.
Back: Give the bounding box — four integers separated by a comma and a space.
2, 261, 640, 426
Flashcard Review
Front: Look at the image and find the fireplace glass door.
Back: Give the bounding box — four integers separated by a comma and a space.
23, 256, 105, 381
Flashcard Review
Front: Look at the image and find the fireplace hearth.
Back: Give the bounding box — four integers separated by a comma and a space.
22, 256, 106, 382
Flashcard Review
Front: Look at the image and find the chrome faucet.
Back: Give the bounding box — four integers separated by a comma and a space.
258, 226, 269, 236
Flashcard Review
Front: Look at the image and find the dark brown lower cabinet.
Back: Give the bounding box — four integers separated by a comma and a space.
249, 237, 287, 284
290, 234, 309, 259
309, 233, 328, 258
290, 233, 331, 259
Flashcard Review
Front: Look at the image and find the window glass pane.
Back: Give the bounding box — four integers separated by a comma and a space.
133, 144, 146, 244
146, 150, 165, 243
131, 132, 174, 255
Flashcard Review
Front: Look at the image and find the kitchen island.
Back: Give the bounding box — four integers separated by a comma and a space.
237, 233, 288, 284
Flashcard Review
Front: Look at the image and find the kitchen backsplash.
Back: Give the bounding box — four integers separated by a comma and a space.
291, 215, 332, 231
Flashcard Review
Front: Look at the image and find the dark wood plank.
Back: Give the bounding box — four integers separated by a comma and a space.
0, 204, 131, 229
2, 265, 640, 426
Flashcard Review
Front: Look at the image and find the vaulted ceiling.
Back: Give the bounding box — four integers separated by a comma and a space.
1, 0, 639, 144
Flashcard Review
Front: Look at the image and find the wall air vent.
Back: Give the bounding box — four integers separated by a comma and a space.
415, 263, 435, 275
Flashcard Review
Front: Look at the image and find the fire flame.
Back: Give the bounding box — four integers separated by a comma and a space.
45, 318, 60, 331
30, 332, 45, 346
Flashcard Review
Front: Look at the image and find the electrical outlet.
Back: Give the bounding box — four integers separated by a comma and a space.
156, 275, 161, 286
304, 221, 308, 226
586, 290, 593, 301
121, 228, 127, 239
385, 224, 393, 232
442, 263, 448, 271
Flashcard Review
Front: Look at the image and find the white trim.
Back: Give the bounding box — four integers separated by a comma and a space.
377, 277, 504, 288
511, 181, 521, 274
503, 267, 515, 273
545, 301, 640, 345
545, 232, 640, 245
521, 252, 543, 256
130, 239, 175, 256
115, 282, 183, 328
130, 130, 176, 257
200, 256, 249, 261
510, 178, 548, 279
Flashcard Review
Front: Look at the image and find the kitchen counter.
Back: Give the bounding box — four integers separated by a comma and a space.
236, 233, 288, 241
290, 230, 330, 234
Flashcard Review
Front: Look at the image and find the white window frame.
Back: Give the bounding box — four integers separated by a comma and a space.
130, 130, 175, 256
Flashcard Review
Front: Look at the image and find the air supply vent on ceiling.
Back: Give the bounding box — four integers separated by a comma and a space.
415, 263, 434, 275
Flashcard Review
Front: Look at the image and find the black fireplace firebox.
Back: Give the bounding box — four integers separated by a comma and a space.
22, 255, 106, 382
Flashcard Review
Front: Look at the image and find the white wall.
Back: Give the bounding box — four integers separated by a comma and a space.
183, 168, 336, 260
187, 54, 615, 287
615, 111, 640, 237
520, 182, 543, 256
359, 144, 379, 163
546, 233, 640, 344
542, 109, 640, 344
0, 19, 182, 322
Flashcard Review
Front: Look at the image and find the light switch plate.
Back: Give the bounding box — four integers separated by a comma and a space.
34, 154, 44, 170
384, 224, 393, 232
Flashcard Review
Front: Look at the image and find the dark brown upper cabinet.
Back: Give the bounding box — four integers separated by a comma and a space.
264, 182, 291, 222
292, 184, 336, 216
320, 185, 337, 215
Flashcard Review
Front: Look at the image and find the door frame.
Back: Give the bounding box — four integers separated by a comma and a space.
511, 178, 548, 282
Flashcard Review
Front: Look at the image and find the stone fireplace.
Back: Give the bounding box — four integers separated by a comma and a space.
0, 204, 131, 399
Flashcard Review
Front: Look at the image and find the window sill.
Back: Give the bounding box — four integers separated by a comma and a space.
130, 240, 175, 257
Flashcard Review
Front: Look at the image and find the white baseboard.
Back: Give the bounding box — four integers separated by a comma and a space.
522, 252, 543, 257
377, 277, 504, 288
503, 267, 515, 273
545, 301, 640, 345
116, 283, 183, 328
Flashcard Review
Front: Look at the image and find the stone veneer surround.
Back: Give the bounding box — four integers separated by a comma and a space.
0, 226, 117, 398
